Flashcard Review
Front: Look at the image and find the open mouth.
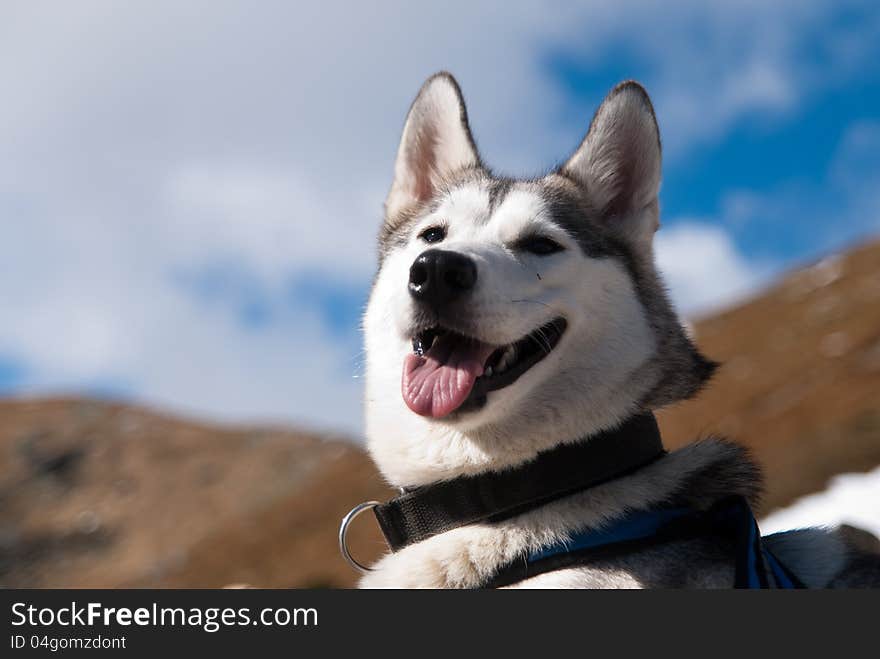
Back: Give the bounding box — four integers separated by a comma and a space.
401, 317, 567, 419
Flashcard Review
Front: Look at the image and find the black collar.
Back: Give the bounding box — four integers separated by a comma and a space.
373, 412, 666, 551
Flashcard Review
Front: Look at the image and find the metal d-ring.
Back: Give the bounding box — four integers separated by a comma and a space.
339, 500, 381, 574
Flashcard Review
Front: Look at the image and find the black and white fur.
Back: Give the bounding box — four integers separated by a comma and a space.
360, 73, 879, 588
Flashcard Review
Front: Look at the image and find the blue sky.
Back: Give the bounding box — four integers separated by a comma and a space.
544, 7, 880, 265
1, 1, 879, 436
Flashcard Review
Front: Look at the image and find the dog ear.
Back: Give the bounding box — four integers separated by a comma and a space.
385, 72, 481, 220
561, 81, 661, 249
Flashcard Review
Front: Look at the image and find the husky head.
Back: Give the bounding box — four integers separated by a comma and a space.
364, 73, 715, 486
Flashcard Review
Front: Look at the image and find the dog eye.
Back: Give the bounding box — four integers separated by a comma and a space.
518, 236, 564, 255
419, 226, 446, 244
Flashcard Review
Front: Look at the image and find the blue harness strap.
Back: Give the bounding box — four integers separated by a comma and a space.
707, 495, 803, 588
483, 496, 804, 588
527, 506, 695, 563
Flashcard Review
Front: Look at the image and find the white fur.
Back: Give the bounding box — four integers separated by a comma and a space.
365, 181, 656, 486
364, 77, 672, 587
359, 75, 872, 589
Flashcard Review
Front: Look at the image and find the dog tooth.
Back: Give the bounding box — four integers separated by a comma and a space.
485, 367, 493, 377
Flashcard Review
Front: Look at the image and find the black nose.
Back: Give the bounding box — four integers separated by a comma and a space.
408, 249, 477, 308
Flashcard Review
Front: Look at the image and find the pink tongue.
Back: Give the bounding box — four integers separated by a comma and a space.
402, 335, 496, 418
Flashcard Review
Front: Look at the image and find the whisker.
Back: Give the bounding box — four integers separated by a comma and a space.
509, 298, 552, 309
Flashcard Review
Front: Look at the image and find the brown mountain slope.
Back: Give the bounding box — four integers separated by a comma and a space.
1, 238, 878, 588
0, 399, 392, 588
657, 238, 880, 514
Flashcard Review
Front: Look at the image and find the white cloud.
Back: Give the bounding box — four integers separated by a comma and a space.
0, 1, 877, 436
162, 162, 378, 278
654, 222, 771, 315
761, 464, 880, 540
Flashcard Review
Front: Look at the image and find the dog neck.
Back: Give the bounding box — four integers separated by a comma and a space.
360, 438, 762, 588
366, 376, 657, 488
373, 413, 665, 551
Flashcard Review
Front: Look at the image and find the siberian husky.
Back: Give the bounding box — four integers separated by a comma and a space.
358, 72, 879, 588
